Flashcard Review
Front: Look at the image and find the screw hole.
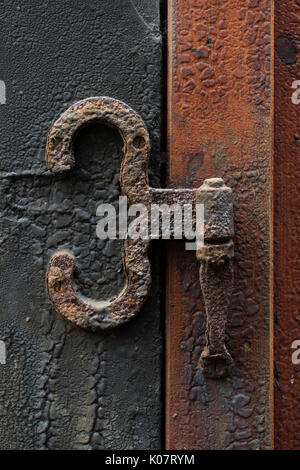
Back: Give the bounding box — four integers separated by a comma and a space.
133, 136, 146, 149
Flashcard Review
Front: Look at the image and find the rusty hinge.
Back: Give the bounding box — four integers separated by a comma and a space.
45, 97, 234, 378
196, 179, 234, 378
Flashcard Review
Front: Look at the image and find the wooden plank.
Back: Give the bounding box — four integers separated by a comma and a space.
274, 0, 300, 450
166, 0, 274, 449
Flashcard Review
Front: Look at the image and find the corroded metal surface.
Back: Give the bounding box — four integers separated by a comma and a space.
197, 178, 234, 378
166, 0, 273, 450
46, 97, 198, 330
46, 97, 153, 330
46, 96, 151, 204
274, 0, 300, 450
0, 0, 162, 450
46, 98, 235, 339
199, 260, 234, 378
47, 238, 151, 331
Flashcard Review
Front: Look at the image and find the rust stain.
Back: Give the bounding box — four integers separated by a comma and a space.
46, 97, 234, 332
46, 97, 154, 330
274, 0, 300, 450
196, 178, 234, 378
275, 35, 297, 65
166, 0, 273, 450
46, 97, 235, 342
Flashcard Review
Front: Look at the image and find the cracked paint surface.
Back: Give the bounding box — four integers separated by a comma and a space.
0, 0, 162, 450
274, 0, 300, 450
166, 0, 273, 450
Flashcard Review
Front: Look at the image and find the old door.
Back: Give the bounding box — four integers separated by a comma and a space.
166, 0, 299, 451
0, 0, 162, 450
0, 0, 299, 451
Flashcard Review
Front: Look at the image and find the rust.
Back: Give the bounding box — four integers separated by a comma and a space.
196, 178, 234, 378
47, 238, 151, 331
166, 0, 273, 450
46, 97, 154, 330
46, 97, 234, 340
198, 260, 234, 378
274, 0, 300, 450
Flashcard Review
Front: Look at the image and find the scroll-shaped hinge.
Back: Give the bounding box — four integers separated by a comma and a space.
45, 97, 235, 379
196, 178, 234, 379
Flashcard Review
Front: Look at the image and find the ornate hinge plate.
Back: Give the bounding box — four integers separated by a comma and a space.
45, 97, 234, 378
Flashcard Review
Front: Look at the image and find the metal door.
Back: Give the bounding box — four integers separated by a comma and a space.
0, 0, 299, 451
0, 0, 162, 450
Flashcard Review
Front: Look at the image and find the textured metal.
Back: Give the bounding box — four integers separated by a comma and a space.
46, 98, 234, 336
197, 178, 234, 378
0, 0, 162, 450
46, 97, 152, 330
47, 238, 150, 331
166, 0, 273, 450
274, 0, 300, 450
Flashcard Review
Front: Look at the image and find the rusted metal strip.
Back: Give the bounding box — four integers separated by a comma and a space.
166, 0, 273, 450
274, 0, 300, 450
196, 179, 234, 378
